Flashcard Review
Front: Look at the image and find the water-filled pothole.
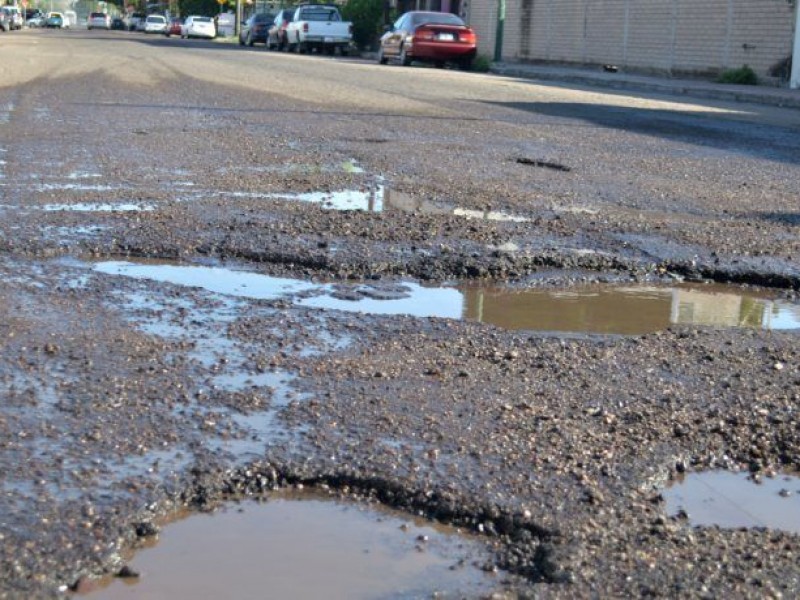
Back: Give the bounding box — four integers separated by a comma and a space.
92, 261, 800, 334
42, 203, 154, 212
664, 471, 800, 533
271, 185, 529, 222
80, 492, 513, 599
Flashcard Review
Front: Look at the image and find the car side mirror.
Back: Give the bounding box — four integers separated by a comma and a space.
383, 24, 392, 32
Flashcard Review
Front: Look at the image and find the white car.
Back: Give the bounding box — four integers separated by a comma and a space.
87, 12, 110, 30
181, 15, 215, 39
144, 14, 167, 34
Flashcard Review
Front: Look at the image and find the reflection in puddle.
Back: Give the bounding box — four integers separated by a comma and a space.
94, 262, 318, 299
461, 284, 800, 335
664, 472, 800, 533
272, 185, 529, 222
93, 261, 800, 334
84, 494, 507, 599
42, 203, 154, 213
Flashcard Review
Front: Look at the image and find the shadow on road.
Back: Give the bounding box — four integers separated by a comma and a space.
483, 101, 800, 165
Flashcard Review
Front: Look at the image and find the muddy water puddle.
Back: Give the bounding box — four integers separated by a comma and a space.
81, 493, 511, 599
664, 471, 800, 533
92, 261, 800, 334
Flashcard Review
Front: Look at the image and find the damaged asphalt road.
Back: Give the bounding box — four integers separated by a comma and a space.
0, 31, 799, 598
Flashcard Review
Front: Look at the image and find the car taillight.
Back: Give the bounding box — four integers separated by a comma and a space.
460, 29, 476, 44
415, 27, 434, 41
303, 22, 308, 32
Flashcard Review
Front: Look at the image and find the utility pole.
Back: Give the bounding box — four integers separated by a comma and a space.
493, 0, 505, 62
791, 0, 800, 89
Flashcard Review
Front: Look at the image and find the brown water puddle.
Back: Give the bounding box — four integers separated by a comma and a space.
458, 283, 800, 335
91, 260, 800, 334
78, 492, 513, 599
664, 471, 800, 533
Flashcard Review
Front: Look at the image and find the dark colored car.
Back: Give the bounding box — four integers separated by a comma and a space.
164, 17, 182, 37
378, 11, 477, 69
111, 17, 125, 30
239, 12, 274, 46
266, 9, 294, 50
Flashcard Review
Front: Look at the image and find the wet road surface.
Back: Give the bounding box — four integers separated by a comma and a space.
0, 28, 799, 598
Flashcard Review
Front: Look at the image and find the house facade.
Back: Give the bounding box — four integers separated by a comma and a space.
466, 0, 797, 83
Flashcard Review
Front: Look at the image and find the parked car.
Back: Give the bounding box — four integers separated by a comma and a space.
267, 9, 294, 50
26, 10, 46, 27
111, 17, 125, 30
284, 4, 352, 55
164, 17, 182, 37
181, 15, 215, 39
63, 10, 77, 28
0, 6, 22, 30
378, 11, 477, 69
125, 13, 145, 31
239, 12, 274, 46
144, 14, 167, 34
87, 12, 111, 30
45, 12, 65, 28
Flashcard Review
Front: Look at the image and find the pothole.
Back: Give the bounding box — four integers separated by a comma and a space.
76, 492, 515, 599
41, 203, 155, 212
91, 261, 800, 334
271, 185, 529, 222
664, 471, 800, 533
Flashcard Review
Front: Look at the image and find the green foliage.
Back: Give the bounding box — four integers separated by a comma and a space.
341, 0, 384, 50
471, 54, 491, 73
178, 0, 220, 17
717, 64, 758, 85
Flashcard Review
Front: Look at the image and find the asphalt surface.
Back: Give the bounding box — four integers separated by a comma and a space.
0, 28, 799, 598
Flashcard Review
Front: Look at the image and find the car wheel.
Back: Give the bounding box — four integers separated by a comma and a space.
434, 61, 445, 69
377, 46, 387, 65
399, 45, 411, 66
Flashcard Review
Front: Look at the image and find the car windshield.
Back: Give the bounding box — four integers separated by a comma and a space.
194, 17, 212, 22
90, 13, 105, 18
147, 16, 164, 22
301, 8, 339, 22
411, 13, 464, 27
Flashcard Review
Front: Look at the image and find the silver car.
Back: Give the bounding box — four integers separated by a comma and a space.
87, 12, 111, 30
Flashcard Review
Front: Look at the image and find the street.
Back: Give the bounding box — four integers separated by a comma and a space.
1, 28, 799, 597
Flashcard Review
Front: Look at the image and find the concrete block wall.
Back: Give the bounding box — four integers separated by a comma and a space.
469, 0, 795, 80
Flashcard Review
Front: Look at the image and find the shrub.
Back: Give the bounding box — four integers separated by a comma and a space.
341, 0, 384, 50
471, 54, 492, 73
717, 65, 758, 85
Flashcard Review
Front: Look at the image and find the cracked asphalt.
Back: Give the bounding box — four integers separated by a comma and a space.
1, 28, 799, 598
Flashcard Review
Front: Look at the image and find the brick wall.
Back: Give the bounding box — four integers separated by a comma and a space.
469, 0, 795, 80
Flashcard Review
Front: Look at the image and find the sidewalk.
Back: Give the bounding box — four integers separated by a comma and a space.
489, 62, 800, 110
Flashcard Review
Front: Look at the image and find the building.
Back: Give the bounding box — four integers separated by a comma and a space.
466, 0, 798, 85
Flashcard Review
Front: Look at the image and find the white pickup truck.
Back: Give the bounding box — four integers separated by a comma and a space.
285, 4, 353, 56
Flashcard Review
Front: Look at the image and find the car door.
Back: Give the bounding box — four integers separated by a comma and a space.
383, 15, 407, 58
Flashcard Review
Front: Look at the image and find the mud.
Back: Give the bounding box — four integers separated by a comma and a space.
0, 30, 799, 599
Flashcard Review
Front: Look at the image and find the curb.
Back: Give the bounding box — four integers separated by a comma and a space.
489, 64, 800, 110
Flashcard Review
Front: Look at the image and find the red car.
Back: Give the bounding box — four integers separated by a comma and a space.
164, 17, 182, 37
378, 11, 477, 69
